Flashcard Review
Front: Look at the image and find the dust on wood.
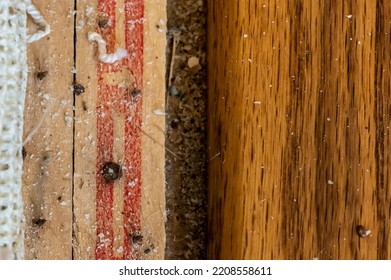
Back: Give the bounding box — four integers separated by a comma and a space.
23, 0, 166, 260
23, 0, 74, 259
208, 0, 391, 259
73, 0, 166, 260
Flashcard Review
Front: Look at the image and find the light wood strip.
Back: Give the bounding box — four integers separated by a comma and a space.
74, 0, 166, 259
23, 0, 74, 259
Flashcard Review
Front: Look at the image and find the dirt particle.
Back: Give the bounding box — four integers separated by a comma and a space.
131, 88, 142, 99
170, 119, 179, 129
73, 83, 85, 96
43, 154, 51, 162
168, 86, 178, 96
98, 18, 109, 29
37, 71, 48, 80
33, 218, 47, 227
102, 162, 122, 182
187, 56, 200, 68
144, 248, 151, 254
82, 101, 88, 111
22, 147, 27, 160
144, 244, 155, 254
356, 225, 371, 238
131, 234, 143, 246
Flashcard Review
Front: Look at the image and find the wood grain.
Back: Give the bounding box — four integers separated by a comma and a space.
23, 0, 166, 259
73, 0, 98, 259
23, 0, 74, 259
140, 0, 167, 260
208, 0, 390, 259
73, 0, 166, 259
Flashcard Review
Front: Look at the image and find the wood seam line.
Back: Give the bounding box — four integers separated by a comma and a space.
71, 0, 77, 260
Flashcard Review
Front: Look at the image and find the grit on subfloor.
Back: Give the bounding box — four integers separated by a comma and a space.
164, 0, 207, 259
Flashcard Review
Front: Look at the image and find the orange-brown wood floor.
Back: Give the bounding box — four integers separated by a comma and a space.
208, 0, 391, 259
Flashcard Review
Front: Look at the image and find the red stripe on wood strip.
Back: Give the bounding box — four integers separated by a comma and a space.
123, 0, 144, 260
95, 0, 144, 260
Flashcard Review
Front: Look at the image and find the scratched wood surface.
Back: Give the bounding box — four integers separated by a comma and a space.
23, 0, 74, 259
74, 0, 166, 260
23, 0, 166, 259
208, 0, 391, 259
